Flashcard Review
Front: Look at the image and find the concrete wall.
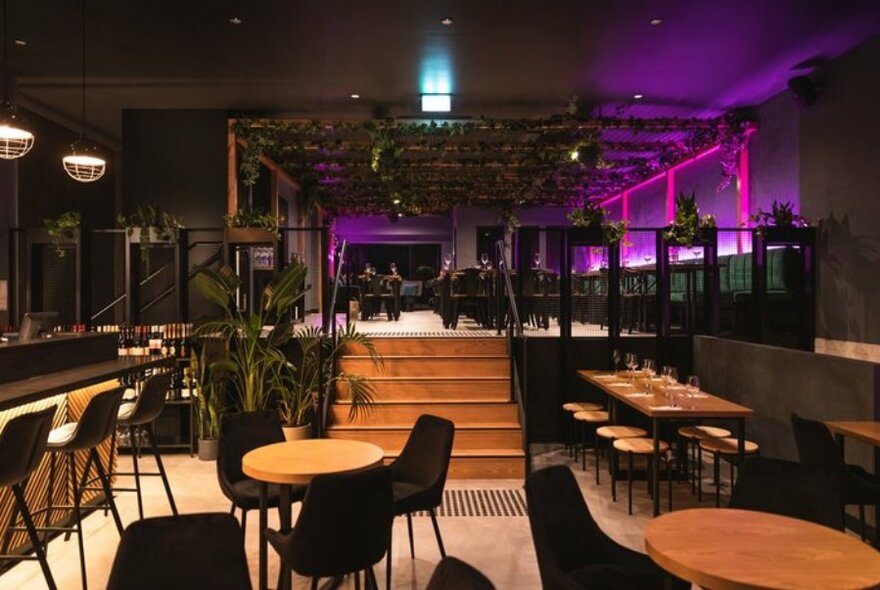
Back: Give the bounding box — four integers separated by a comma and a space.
693, 335, 877, 469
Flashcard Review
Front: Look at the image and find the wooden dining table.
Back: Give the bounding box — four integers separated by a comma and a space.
578, 370, 754, 516
826, 420, 880, 478
242, 439, 385, 590
645, 508, 880, 590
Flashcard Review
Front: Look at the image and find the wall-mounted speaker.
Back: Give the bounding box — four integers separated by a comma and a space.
788, 76, 819, 109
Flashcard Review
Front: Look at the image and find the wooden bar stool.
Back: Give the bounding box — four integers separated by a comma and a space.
572, 411, 608, 472
698, 437, 760, 507
612, 437, 672, 515
596, 426, 646, 497
563, 402, 603, 457
677, 425, 731, 499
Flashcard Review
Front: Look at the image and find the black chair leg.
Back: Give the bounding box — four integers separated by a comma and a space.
69, 454, 88, 590
611, 447, 617, 502
860, 505, 867, 542
104, 429, 117, 517
595, 437, 601, 485
241, 508, 248, 543
667, 457, 673, 513
311, 578, 319, 590
627, 452, 634, 515
697, 446, 703, 502
581, 423, 587, 471
45, 452, 56, 552
91, 448, 124, 534
129, 425, 144, 520
429, 508, 446, 558
367, 566, 378, 590
12, 484, 57, 590
714, 452, 721, 508
354, 570, 361, 590
405, 512, 415, 558
386, 520, 393, 590
145, 423, 178, 515
229, 503, 236, 515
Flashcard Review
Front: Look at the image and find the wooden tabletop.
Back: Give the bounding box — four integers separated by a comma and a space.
577, 370, 753, 419
242, 439, 385, 485
826, 421, 880, 447
645, 508, 880, 590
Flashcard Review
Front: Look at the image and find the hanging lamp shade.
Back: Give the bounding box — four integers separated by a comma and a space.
0, 100, 33, 159
62, 137, 105, 182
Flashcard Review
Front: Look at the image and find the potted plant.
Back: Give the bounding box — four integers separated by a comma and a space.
190, 344, 224, 460
224, 207, 284, 243
568, 200, 630, 245
193, 261, 308, 413
663, 192, 716, 247
277, 324, 381, 440
118, 205, 184, 271
43, 211, 81, 257
749, 199, 813, 241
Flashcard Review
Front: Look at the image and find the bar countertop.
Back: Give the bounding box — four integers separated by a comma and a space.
0, 331, 105, 349
0, 356, 171, 411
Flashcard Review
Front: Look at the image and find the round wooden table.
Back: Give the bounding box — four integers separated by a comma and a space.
242, 438, 385, 484
645, 508, 880, 590
243, 439, 385, 590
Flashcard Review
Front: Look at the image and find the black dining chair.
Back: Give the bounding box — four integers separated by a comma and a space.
106, 513, 251, 590
525, 465, 688, 590
386, 414, 455, 590
0, 406, 58, 590
267, 466, 392, 590
217, 410, 306, 542
426, 557, 496, 590
729, 456, 844, 530
791, 413, 880, 539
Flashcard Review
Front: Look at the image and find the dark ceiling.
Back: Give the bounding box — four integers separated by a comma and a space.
9, 0, 880, 145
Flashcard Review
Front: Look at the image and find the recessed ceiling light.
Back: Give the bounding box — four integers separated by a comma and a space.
350, 93, 360, 99
441, 17, 453, 26
650, 18, 663, 26
392, 197, 401, 205
229, 17, 242, 25
13, 39, 26, 46
633, 93, 644, 100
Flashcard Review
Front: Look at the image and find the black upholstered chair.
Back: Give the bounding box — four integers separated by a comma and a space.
45, 387, 126, 590
0, 407, 58, 590
106, 513, 251, 590
525, 465, 688, 590
426, 557, 496, 590
267, 466, 392, 590
217, 411, 306, 541
386, 414, 455, 590
791, 413, 880, 538
111, 371, 177, 519
729, 456, 844, 530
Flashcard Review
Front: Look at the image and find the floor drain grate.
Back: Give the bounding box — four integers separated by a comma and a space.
412, 489, 527, 517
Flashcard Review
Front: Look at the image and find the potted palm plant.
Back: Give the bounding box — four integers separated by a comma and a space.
190, 344, 224, 460
193, 261, 308, 413
277, 324, 381, 440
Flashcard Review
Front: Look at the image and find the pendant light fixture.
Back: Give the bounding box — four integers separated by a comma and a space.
0, 0, 34, 159
62, 0, 105, 182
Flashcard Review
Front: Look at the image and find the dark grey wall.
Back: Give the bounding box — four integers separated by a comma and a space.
800, 36, 880, 345
122, 110, 228, 228
693, 335, 877, 469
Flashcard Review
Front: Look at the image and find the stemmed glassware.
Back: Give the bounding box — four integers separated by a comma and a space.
480, 253, 489, 269
686, 375, 700, 397
533, 252, 542, 269
642, 359, 656, 390
612, 349, 622, 372
625, 353, 639, 379
389, 262, 398, 275
661, 366, 679, 406
442, 253, 453, 272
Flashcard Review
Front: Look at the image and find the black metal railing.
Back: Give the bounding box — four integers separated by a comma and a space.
319, 239, 348, 437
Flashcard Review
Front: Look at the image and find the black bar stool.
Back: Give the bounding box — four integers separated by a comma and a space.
0, 407, 58, 590
110, 372, 178, 519
43, 387, 126, 590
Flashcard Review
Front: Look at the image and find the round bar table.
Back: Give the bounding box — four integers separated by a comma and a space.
243, 439, 385, 590
645, 508, 880, 590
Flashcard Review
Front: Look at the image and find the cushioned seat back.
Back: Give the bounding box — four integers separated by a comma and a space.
718, 255, 731, 295
729, 456, 844, 530
392, 414, 454, 506
67, 387, 125, 451
766, 247, 798, 293
106, 513, 251, 590
728, 252, 753, 294
283, 466, 393, 577
217, 411, 285, 498
790, 413, 847, 477
0, 406, 56, 487
426, 557, 496, 590
124, 372, 173, 425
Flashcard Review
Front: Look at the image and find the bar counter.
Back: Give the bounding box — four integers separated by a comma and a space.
0, 333, 170, 560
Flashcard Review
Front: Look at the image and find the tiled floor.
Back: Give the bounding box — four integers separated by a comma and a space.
2, 444, 726, 589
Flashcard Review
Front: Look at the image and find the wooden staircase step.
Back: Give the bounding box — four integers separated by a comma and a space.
336, 377, 510, 401
343, 337, 507, 357
325, 423, 523, 450
339, 355, 509, 377
330, 401, 519, 425
382, 449, 526, 479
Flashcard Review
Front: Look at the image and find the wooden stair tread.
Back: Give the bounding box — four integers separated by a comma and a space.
342, 355, 509, 360
384, 448, 525, 458
333, 399, 516, 405
326, 422, 521, 430
339, 376, 510, 381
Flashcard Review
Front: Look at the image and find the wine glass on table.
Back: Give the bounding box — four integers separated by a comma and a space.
612, 349, 621, 373
533, 252, 542, 269
642, 359, 656, 391
686, 375, 700, 396
480, 253, 489, 269
625, 353, 639, 379
389, 262, 398, 276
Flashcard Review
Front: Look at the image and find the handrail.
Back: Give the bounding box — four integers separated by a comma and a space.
320, 239, 347, 437
496, 238, 529, 474
325, 239, 347, 338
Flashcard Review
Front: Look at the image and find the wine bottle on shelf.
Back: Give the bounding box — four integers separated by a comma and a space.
179, 323, 189, 359
117, 325, 128, 357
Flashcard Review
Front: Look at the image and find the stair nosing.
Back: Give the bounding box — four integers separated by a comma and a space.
326, 423, 522, 431
340, 355, 509, 360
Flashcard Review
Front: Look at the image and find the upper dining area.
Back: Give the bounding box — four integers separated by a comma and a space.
2, 1, 880, 589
